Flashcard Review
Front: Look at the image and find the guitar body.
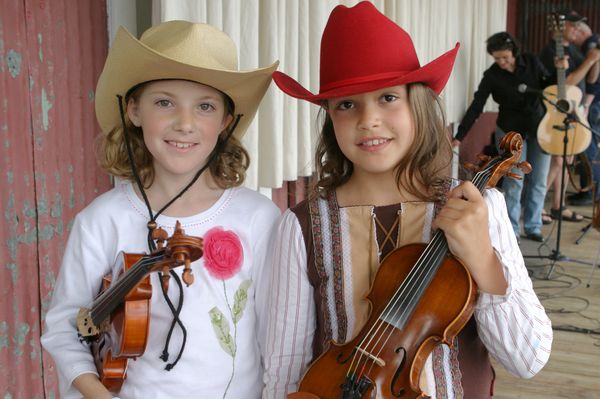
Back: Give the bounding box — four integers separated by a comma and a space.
92, 252, 152, 392
537, 84, 590, 155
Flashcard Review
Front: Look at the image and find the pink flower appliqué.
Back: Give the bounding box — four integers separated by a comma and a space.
203, 227, 244, 280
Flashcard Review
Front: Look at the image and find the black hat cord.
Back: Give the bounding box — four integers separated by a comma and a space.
116, 95, 241, 370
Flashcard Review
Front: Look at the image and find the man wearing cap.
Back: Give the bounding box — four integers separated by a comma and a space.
568, 21, 600, 206
539, 9, 600, 222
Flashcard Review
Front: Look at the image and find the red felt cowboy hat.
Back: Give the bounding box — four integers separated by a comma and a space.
273, 1, 459, 104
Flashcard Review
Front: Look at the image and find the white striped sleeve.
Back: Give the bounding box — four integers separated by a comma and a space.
261, 209, 316, 399
474, 188, 553, 378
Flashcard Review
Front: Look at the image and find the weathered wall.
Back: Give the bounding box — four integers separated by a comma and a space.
0, 1, 111, 397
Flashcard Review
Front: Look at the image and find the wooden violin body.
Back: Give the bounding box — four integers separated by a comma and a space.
291, 245, 476, 399
90, 253, 150, 391
289, 132, 528, 399
77, 222, 203, 392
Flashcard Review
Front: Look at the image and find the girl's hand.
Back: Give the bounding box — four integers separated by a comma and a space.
73, 373, 113, 399
433, 182, 508, 295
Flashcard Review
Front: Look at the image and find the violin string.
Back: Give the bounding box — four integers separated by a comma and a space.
346, 162, 498, 384
91, 255, 157, 324
91, 254, 165, 325
348, 230, 449, 382
354, 166, 495, 383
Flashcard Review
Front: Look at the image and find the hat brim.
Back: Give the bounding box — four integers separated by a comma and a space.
273, 43, 459, 105
96, 27, 279, 138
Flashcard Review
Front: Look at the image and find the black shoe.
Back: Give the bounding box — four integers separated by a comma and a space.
567, 191, 593, 206
524, 232, 544, 242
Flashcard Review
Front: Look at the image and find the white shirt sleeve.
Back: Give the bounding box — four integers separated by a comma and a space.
261, 210, 316, 399
474, 188, 553, 378
40, 215, 112, 396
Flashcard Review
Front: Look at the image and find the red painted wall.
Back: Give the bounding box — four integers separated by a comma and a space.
0, 1, 111, 397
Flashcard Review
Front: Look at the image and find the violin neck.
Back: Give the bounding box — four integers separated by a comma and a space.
381, 162, 499, 329
90, 251, 165, 327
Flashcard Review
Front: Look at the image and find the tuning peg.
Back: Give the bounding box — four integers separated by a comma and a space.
507, 172, 524, 180
517, 161, 533, 174
182, 259, 194, 286
161, 265, 170, 291
152, 227, 169, 249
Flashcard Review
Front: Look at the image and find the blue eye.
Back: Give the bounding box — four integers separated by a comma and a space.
199, 103, 216, 111
156, 99, 172, 107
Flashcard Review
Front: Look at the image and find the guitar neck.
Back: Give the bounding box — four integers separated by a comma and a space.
554, 31, 567, 100
90, 251, 165, 326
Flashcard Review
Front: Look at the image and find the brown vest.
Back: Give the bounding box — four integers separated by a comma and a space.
291, 195, 495, 398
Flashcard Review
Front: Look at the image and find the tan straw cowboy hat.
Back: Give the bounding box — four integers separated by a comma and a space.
95, 20, 279, 138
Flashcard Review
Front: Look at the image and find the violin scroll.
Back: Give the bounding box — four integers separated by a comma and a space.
463, 132, 530, 188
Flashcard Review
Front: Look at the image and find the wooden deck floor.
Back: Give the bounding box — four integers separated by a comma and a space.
493, 199, 600, 398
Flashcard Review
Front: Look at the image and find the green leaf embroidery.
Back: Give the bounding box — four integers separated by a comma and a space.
232, 280, 252, 324
209, 307, 236, 357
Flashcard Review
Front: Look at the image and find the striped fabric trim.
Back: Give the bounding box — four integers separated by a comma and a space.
327, 192, 348, 342
308, 196, 333, 344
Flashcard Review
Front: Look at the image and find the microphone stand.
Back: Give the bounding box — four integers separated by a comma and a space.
523, 94, 597, 279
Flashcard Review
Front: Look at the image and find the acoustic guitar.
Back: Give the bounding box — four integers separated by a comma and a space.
537, 12, 591, 156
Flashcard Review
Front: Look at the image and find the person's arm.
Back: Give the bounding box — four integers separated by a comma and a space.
473, 189, 553, 378
261, 210, 315, 399
565, 48, 600, 85
41, 217, 113, 397
72, 374, 113, 399
454, 71, 494, 144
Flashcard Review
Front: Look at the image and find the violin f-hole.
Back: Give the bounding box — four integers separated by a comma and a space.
336, 347, 357, 364
390, 347, 407, 397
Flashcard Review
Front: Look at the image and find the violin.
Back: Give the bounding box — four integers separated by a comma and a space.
76, 221, 203, 392
289, 132, 530, 399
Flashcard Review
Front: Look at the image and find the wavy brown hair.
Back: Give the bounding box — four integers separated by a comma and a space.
97, 84, 249, 189
313, 82, 452, 201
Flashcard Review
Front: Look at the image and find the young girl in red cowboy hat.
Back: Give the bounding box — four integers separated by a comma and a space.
260, 2, 552, 398
41, 21, 279, 399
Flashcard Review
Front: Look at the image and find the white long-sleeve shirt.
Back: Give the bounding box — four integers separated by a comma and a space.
260, 188, 552, 398
41, 182, 280, 399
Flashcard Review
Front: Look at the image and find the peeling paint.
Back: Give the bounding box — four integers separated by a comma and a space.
4, 393, 13, 399
38, 224, 55, 241
38, 33, 43, 62
6, 49, 21, 78
0, 321, 8, 349
88, 89, 95, 102
6, 171, 13, 184
50, 193, 62, 218
41, 88, 53, 131
0, 38, 4, 72
13, 323, 31, 357
5, 263, 16, 285
44, 270, 56, 292
69, 177, 76, 208
23, 200, 37, 218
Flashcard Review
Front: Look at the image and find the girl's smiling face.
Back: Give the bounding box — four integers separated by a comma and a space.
327, 84, 415, 181
127, 80, 233, 183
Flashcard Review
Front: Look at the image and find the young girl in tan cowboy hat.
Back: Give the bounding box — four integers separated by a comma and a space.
260, 2, 552, 398
41, 21, 279, 399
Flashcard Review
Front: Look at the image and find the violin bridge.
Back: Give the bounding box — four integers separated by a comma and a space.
356, 347, 386, 367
